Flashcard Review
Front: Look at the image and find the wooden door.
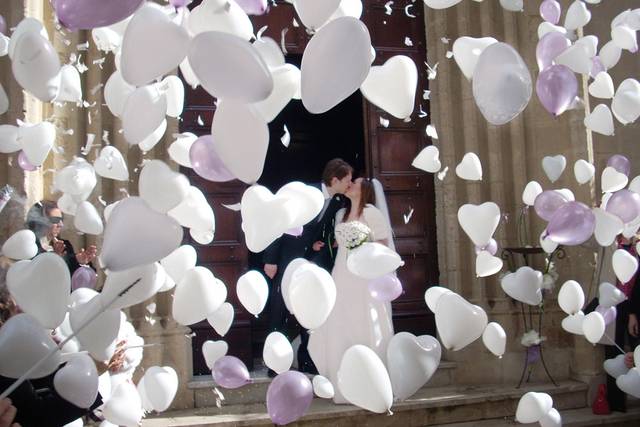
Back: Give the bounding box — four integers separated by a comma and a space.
182, 0, 438, 375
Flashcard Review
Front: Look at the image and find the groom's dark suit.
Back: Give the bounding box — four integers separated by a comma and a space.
263, 183, 348, 372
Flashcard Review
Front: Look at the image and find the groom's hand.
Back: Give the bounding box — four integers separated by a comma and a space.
312, 241, 325, 251
264, 264, 277, 279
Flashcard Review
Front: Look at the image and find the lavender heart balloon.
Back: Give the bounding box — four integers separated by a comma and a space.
546, 201, 596, 246
52, 0, 144, 30
189, 135, 236, 182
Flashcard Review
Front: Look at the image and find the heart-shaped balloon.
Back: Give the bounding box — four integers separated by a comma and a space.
169, 186, 216, 232
53, 158, 97, 200
515, 392, 554, 423
168, 133, 197, 167
69, 294, 121, 361
457, 202, 501, 247
74, 201, 104, 235
102, 381, 144, 426
616, 368, 640, 398
360, 55, 418, 120
602, 167, 628, 193
53, 353, 98, 408
475, 250, 503, 278
537, 21, 568, 39
104, 70, 135, 117
558, 280, 585, 315
54, 64, 82, 103
455, 152, 483, 181
294, 0, 341, 30
584, 104, 614, 136
522, 181, 543, 206
120, 5, 189, 86
206, 302, 234, 337
187, 0, 253, 39
501, 266, 543, 306
140, 366, 178, 412
539, 407, 562, 427
574, 159, 595, 184
11, 31, 61, 101
593, 208, 624, 247
18, 121, 56, 167
599, 40, 622, 70
189, 31, 272, 103
101, 263, 164, 311
555, 43, 593, 75
387, 332, 441, 401
139, 160, 190, 214
424, 286, 453, 313
337, 344, 393, 413
122, 85, 168, 145
561, 311, 585, 335
582, 311, 606, 344
203, 340, 228, 370
161, 245, 197, 284
138, 115, 167, 153
612, 249, 639, 283
435, 292, 488, 351
172, 266, 227, 326
301, 17, 371, 114
346, 242, 404, 280
452, 36, 498, 80
94, 146, 129, 181
7, 253, 70, 329
0, 125, 20, 153
599, 282, 627, 308
2, 229, 37, 260
253, 36, 285, 68
589, 72, 614, 99
604, 354, 630, 379
250, 64, 299, 123
100, 197, 183, 271
0, 313, 62, 379
412, 145, 441, 173
542, 155, 566, 183
241, 185, 295, 252
612, 25, 638, 52
275, 182, 325, 230
564, 0, 591, 31
312, 375, 335, 399
612, 78, 640, 125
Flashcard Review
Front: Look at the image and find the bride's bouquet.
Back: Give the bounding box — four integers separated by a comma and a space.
343, 221, 371, 250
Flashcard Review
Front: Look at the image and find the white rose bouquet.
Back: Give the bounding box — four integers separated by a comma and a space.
343, 222, 371, 250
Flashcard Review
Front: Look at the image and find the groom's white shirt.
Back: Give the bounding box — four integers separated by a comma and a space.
317, 183, 332, 222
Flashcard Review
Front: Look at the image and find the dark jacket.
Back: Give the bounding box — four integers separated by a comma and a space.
35, 238, 93, 277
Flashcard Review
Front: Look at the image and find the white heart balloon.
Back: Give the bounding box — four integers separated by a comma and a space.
599, 282, 627, 308
612, 248, 639, 283
69, 295, 121, 361
540, 231, 559, 254
53, 353, 98, 408
137, 118, 167, 153
211, 100, 269, 184
476, 250, 503, 278
53, 158, 97, 199
250, 64, 299, 123
482, 322, 507, 358
0, 125, 20, 153
387, 332, 441, 401
412, 145, 441, 173
604, 354, 630, 379
558, 280, 585, 315
561, 311, 585, 335
600, 40, 622, 70
102, 382, 143, 427
457, 202, 501, 247
337, 345, 393, 413
139, 160, 190, 214
94, 146, 129, 181
455, 152, 483, 181
542, 155, 567, 183
11, 31, 61, 102
101, 263, 164, 311
301, 17, 371, 114
120, 6, 190, 86
360, 55, 418, 120
289, 263, 336, 329
237, 270, 269, 316
206, 302, 234, 336
452, 36, 498, 80
7, 253, 70, 329
161, 245, 197, 284
241, 185, 295, 252
612, 25, 638, 52
294, 0, 341, 30
189, 31, 272, 103
169, 186, 216, 233
100, 197, 183, 271
263, 332, 294, 374
500, 266, 543, 306
515, 392, 553, 423
616, 368, 640, 398
141, 366, 178, 412
582, 311, 606, 344
2, 229, 37, 260
104, 71, 135, 117
424, 286, 453, 313
253, 36, 285, 68
539, 408, 562, 427
589, 72, 614, 99
593, 207, 624, 247
0, 313, 62, 379
172, 267, 227, 326
435, 292, 488, 351
54, 65, 82, 103
203, 340, 228, 370
19, 121, 55, 166
538, 22, 569, 40
74, 201, 104, 235
168, 133, 197, 167
122, 85, 167, 146
188, 0, 253, 39
612, 83, 640, 126
423, 0, 463, 9
346, 242, 404, 280
8, 18, 48, 60
564, 0, 591, 31
312, 375, 335, 399
602, 166, 628, 193
275, 182, 324, 229
574, 159, 595, 184
522, 181, 543, 206
584, 104, 614, 136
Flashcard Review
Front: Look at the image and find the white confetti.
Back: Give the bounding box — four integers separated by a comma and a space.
441, 37, 450, 44
418, 105, 428, 118
403, 208, 414, 224
280, 28, 289, 55
281, 124, 290, 147
222, 203, 241, 211
405, 4, 416, 18
145, 315, 156, 326
87, 111, 92, 126
90, 83, 104, 95
98, 196, 107, 206
384, 1, 394, 15
197, 115, 204, 126
404, 37, 413, 47
293, 18, 299, 28
445, 50, 454, 59
256, 25, 268, 40
426, 124, 438, 139
81, 133, 95, 155
119, 188, 130, 197
146, 303, 157, 314
425, 61, 438, 80
380, 117, 390, 128
92, 57, 106, 69
423, 90, 431, 100
76, 41, 89, 51
437, 166, 449, 181
102, 130, 110, 144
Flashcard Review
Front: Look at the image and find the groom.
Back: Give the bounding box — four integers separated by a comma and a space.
263, 158, 353, 374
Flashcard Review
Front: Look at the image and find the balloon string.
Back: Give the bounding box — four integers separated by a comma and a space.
603, 333, 626, 355
0, 279, 141, 401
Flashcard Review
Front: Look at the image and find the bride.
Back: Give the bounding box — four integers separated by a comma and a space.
308, 177, 395, 404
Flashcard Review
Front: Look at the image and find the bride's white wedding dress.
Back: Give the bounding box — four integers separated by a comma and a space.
308, 204, 394, 404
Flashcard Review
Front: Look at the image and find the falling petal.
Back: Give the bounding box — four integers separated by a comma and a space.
426, 124, 438, 139
403, 207, 414, 224
380, 117, 390, 127
385, 1, 394, 15
404, 37, 413, 47
405, 4, 416, 18
437, 166, 449, 181
423, 90, 431, 100
223, 203, 242, 211
281, 125, 290, 147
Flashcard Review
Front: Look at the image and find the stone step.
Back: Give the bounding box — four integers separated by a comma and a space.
145, 381, 588, 427
188, 361, 457, 407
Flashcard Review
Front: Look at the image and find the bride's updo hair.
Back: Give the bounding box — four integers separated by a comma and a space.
344, 177, 376, 220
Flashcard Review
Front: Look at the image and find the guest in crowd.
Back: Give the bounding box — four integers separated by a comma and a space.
25, 201, 96, 276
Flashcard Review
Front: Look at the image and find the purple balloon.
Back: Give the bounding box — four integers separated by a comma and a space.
169, 0, 191, 7
546, 202, 596, 246
71, 266, 97, 291
605, 190, 640, 224
17, 151, 37, 171
284, 226, 304, 237
536, 65, 578, 116
52, 0, 144, 30
606, 154, 631, 177
235, 0, 269, 15
590, 57, 606, 79
266, 371, 313, 425
0, 15, 6, 35
534, 190, 568, 221
368, 274, 403, 302
475, 238, 498, 256
539, 0, 561, 25
189, 135, 236, 182
213, 356, 251, 389
536, 32, 570, 71
596, 305, 617, 326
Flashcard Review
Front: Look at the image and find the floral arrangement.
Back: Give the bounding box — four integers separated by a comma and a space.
343, 221, 372, 250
